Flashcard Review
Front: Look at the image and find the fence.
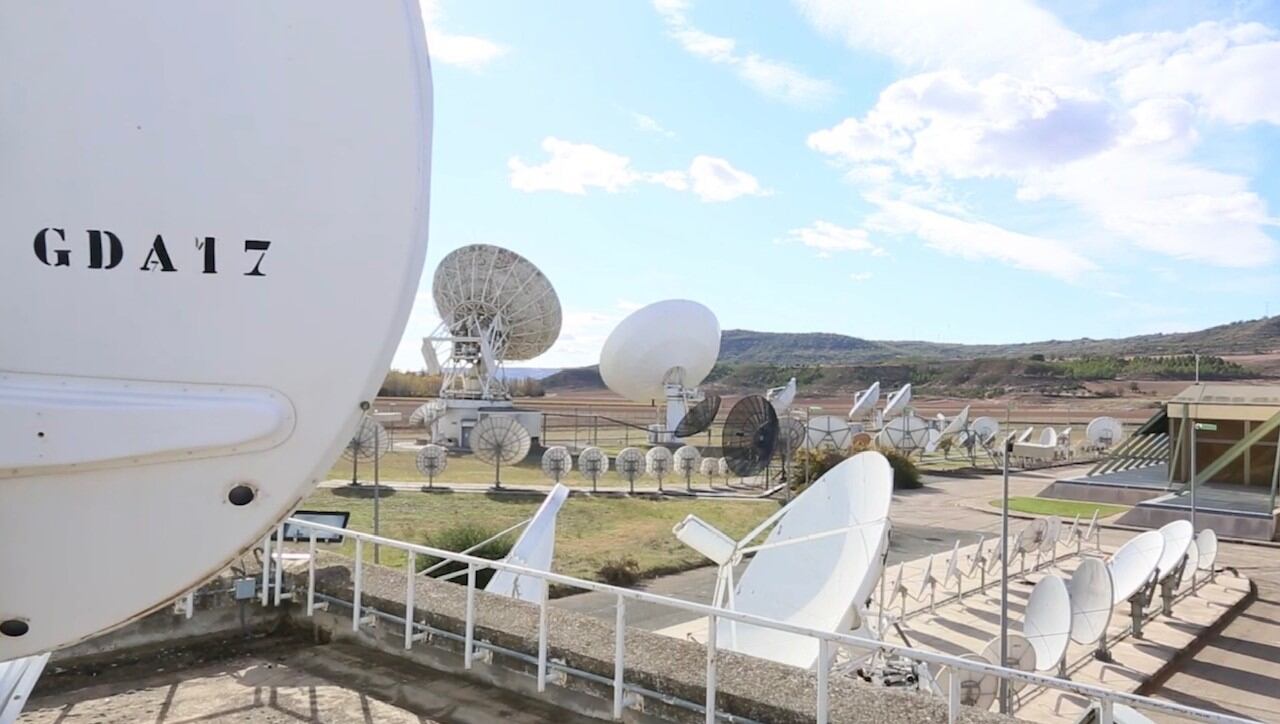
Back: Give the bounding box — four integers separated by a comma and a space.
260, 517, 1254, 724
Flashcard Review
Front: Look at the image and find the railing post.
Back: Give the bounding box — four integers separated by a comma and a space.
1099, 699, 1114, 724
405, 551, 416, 650
184, 592, 194, 619
260, 532, 271, 606
705, 614, 717, 724
353, 538, 363, 632
274, 522, 285, 606
948, 665, 960, 723
464, 563, 476, 669
307, 530, 316, 617
613, 594, 626, 720
817, 639, 829, 724
537, 594, 549, 692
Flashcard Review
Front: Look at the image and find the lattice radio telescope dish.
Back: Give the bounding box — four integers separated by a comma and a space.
675, 392, 721, 438
674, 445, 702, 489
541, 445, 573, 484
433, 245, 561, 361
470, 417, 531, 489
700, 457, 719, 477
344, 417, 392, 462
722, 395, 779, 477
646, 446, 674, 490
415, 444, 448, 484
717, 457, 731, 477
599, 300, 720, 402
806, 415, 852, 451
778, 418, 806, 457
615, 447, 645, 492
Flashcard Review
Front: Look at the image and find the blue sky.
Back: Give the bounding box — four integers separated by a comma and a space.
395, 0, 1280, 369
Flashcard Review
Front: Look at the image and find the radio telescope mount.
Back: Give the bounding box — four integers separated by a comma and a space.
470, 416, 532, 489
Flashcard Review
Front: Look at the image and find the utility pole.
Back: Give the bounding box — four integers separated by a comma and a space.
999, 432, 1013, 714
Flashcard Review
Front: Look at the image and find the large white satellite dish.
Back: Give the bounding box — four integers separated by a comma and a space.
690, 453, 893, 669
876, 415, 930, 452
1023, 574, 1072, 672
1196, 529, 1218, 573
980, 634, 1035, 693
848, 382, 881, 420
1086, 417, 1124, 448
882, 383, 912, 419
599, 300, 720, 403
1067, 557, 1114, 645
1155, 520, 1194, 581
1108, 531, 1165, 606
1038, 427, 1059, 446
485, 484, 569, 605
806, 415, 853, 451
0, 0, 432, 661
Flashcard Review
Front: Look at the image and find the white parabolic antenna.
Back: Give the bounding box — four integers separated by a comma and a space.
599, 300, 720, 402
766, 378, 797, 414
1196, 529, 1218, 572
1023, 574, 1072, 671
1067, 557, 1114, 645
882, 383, 912, 419
876, 415, 931, 451
1108, 531, 1165, 605
0, 0, 432, 661
971, 417, 1001, 445
1155, 520, 1194, 580
1039, 427, 1059, 446
980, 633, 1035, 693
848, 381, 881, 420
806, 415, 853, 451
714, 452, 893, 669
486, 484, 569, 605
1086, 417, 1124, 448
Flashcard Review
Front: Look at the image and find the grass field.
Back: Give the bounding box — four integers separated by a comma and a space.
301, 487, 776, 584
988, 496, 1129, 519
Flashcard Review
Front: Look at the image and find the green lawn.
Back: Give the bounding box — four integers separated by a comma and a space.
988, 496, 1128, 519
300, 487, 776, 585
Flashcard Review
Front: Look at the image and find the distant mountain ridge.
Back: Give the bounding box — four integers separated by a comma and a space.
718, 316, 1280, 364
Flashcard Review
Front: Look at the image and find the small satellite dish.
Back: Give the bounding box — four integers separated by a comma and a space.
721, 395, 780, 477
578, 447, 609, 492
470, 416, 532, 489
415, 444, 448, 489
1086, 417, 1124, 448
877, 415, 930, 452
673, 445, 702, 490
1196, 529, 1218, 572
766, 378, 797, 414
806, 415, 853, 451
699, 456, 719, 484
674, 392, 721, 439
1155, 520, 1194, 581
1024, 574, 1072, 672
540, 446, 573, 485
944, 654, 999, 711
1, 0, 433, 659
344, 417, 392, 464
883, 383, 912, 419
1108, 531, 1165, 605
615, 447, 645, 494
1068, 557, 1114, 645
971, 417, 1000, 445
645, 446, 674, 490
409, 400, 448, 429
938, 406, 970, 440
599, 300, 720, 403
848, 381, 881, 420
778, 418, 806, 458
980, 633, 1035, 693
716, 457, 731, 478
1039, 427, 1059, 446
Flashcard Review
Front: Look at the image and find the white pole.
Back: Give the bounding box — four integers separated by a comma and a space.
999, 434, 1012, 714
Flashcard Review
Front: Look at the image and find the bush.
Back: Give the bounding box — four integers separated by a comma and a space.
788, 445, 921, 490
597, 557, 641, 587
417, 523, 514, 588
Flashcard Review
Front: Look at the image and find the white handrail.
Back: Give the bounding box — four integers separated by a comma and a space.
280, 517, 1254, 724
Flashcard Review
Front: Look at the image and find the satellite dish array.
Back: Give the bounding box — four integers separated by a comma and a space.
895, 519, 1219, 707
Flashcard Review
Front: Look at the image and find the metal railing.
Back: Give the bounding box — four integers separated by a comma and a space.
265, 517, 1254, 724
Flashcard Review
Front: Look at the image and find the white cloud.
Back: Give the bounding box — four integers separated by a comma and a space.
632, 112, 676, 138
849, 271, 873, 282
783, 221, 884, 255
509, 138, 763, 202
655, 1, 835, 104
420, 0, 506, 70
865, 197, 1096, 281
688, 155, 766, 202
801, 3, 1280, 271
